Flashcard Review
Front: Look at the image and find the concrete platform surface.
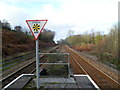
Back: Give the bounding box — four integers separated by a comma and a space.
4, 74, 99, 89
33, 75, 99, 89
39, 77, 76, 83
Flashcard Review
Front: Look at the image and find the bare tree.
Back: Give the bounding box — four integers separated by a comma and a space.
67, 29, 74, 37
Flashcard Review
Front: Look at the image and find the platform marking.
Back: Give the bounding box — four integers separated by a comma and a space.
3, 74, 34, 89
66, 45, 120, 86
74, 74, 100, 89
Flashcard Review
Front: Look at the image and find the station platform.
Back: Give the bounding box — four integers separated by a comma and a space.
35, 75, 99, 89
3, 74, 34, 90
3, 74, 99, 89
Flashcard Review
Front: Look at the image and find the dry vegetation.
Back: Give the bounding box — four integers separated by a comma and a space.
2, 30, 34, 57
1, 20, 55, 58
59, 25, 119, 70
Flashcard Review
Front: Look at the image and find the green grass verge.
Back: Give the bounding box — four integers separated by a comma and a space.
2, 46, 55, 71
89, 51, 119, 70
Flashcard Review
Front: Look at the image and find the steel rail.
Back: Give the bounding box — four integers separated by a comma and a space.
64, 45, 120, 88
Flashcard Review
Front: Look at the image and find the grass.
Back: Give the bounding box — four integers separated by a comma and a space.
2, 51, 34, 62
2, 63, 17, 71
2, 55, 36, 71
89, 51, 119, 70
2, 53, 35, 67
2, 46, 56, 71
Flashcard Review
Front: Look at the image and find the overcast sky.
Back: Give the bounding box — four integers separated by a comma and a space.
0, 0, 119, 42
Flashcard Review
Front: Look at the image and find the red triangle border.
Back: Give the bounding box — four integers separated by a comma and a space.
26, 20, 48, 40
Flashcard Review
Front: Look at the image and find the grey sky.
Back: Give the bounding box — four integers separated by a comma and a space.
0, 0, 118, 42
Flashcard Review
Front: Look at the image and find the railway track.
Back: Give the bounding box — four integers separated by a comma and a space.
1, 45, 60, 88
64, 45, 120, 89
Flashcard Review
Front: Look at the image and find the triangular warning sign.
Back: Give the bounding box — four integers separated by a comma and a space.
26, 20, 48, 40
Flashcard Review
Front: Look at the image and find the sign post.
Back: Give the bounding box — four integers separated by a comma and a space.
36, 39, 39, 89
26, 20, 48, 89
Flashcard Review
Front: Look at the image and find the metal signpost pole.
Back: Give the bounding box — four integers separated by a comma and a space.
36, 39, 40, 89
26, 19, 48, 89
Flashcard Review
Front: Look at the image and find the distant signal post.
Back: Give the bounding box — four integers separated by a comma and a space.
26, 20, 48, 89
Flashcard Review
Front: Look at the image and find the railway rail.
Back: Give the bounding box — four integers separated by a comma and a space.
1, 45, 60, 88
64, 45, 120, 89
2, 45, 120, 89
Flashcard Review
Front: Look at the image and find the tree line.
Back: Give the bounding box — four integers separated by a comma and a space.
1, 19, 55, 57
58, 25, 119, 70
64, 25, 118, 56
1, 19, 55, 43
